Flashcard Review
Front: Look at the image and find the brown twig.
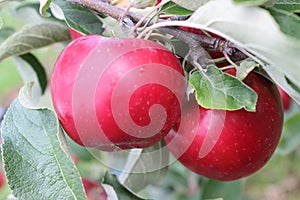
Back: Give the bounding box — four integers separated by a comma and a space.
66, 0, 247, 65
67, 0, 142, 22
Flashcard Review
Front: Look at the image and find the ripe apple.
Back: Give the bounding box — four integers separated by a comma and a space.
278, 86, 292, 110
82, 178, 107, 200
165, 69, 284, 181
69, 28, 84, 40
179, 26, 222, 41
51, 35, 185, 151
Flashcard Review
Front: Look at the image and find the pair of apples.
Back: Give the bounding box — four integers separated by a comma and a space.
51, 34, 284, 181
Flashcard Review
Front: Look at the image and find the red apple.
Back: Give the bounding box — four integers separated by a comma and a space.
165, 69, 284, 181
278, 86, 292, 110
179, 26, 222, 41
82, 178, 107, 200
69, 28, 84, 40
51, 35, 185, 151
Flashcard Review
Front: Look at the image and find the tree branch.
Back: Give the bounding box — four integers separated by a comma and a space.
67, 0, 143, 22
66, 0, 247, 65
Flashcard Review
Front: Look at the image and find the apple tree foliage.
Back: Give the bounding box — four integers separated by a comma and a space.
0, 0, 300, 199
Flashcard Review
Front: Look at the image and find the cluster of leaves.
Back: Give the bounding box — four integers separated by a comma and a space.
0, 0, 300, 199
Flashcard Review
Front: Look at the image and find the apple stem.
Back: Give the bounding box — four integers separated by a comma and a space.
224, 52, 238, 69
120, 4, 133, 24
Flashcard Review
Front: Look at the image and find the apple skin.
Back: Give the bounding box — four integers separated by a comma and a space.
51, 35, 185, 151
82, 178, 107, 200
179, 26, 222, 41
278, 86, 292, 110
69, 28, 84, 40
165, 69, 284, 181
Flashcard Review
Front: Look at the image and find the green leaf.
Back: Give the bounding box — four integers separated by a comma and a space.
13, 59, 43, 106
161, 2, 193, 16
103, 173, 149, 200
232, 0, 270, 6
286, 76, 300, 93
171, 0, 209, 11
16, 2, 40, 11
16, 2, 59, 21
52, 0, 104, 35
268, 7, 300, 40
39, 0, 52, 17
0, 22, 70, 62
16, 2, 66, 23
12, 52, 50, 106
263, 65, 300, 106
236, 59, 259, 80
187, 0, 300, 104
1, 92, 87, 199
201, 179, 242, 200
0, 27, 15, 42
18, 53, 47, 94
119, 141, 169, 193
276, 112, 300, 155
274, 0, 300, 13
189, 65, 258, 111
